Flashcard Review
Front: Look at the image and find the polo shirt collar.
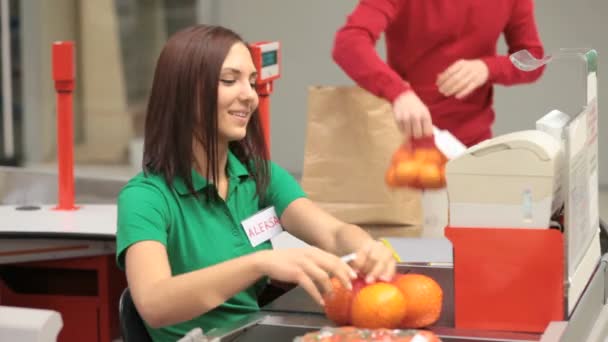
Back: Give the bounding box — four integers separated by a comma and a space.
173, 150, 250, 195
226, 150, 250, 180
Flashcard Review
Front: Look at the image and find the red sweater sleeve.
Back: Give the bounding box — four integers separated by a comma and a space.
332, 0, 411, 103
481, 0, 545, 85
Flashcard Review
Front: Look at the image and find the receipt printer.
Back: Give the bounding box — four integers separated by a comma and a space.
446, 130, 562, 228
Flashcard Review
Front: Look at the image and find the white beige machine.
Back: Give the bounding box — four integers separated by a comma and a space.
446, 130, 562, 229
0, 306, 62, 342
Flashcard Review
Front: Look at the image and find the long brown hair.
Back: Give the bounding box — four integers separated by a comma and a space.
143, 25, 269, 200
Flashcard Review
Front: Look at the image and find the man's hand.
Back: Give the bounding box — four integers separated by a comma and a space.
392, 91, 433, 140
437, 59, 489, 99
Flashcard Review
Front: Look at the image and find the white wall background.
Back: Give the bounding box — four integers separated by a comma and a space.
201, 0, 607, 185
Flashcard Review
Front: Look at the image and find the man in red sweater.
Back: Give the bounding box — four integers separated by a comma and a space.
333, 0, 545, 146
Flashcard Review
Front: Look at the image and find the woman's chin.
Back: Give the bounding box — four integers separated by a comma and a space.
223, 131, 247, 142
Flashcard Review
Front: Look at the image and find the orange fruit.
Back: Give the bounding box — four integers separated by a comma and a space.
323, 278, 354, 326
418, 163, 443, 189
385, 166, 398, 188
413, 148, 431, 162
394, 161, 419, 186
351, 282, 407, 329
425, 148, 446, 165
392, 274, 443, 328
440, 151, 449, 164
392, 146, 413, 164
323, 277, 367, 326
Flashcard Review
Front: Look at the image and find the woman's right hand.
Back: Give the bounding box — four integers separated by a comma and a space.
256, 247, 357, 306
392, 90, 433, 140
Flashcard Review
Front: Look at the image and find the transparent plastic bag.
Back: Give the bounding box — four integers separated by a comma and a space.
294, 326, 442, 342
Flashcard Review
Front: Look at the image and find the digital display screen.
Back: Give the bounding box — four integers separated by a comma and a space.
262, 51, 278, 67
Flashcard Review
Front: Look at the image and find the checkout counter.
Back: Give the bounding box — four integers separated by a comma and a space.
0, 167, 126, 342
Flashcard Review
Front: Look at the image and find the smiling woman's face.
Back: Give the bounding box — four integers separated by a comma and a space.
216, 42, 259, 143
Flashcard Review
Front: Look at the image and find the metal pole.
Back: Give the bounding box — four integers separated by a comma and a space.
52, 41, 77, 210
1, 0, 15, 159
257, 83, 272, 159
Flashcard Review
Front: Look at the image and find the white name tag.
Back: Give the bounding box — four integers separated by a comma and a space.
241, 207, 284, 247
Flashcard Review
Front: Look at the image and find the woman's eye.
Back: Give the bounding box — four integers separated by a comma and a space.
250, 82, 257, 88
220, 79, 236, 85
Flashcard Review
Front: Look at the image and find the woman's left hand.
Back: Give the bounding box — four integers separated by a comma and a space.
350, 239, 397, 284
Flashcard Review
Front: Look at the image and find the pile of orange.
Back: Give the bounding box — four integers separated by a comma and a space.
323, 273, 443, 330
385, 137, 447, 190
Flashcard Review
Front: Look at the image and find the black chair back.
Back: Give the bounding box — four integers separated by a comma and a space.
600, 219, 607, 254
119, 288, 153, 342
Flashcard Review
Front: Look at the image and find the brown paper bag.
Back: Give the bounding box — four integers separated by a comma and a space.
301, 86, 422, 226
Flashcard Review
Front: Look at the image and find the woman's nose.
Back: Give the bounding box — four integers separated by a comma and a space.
240, 81, 257, 100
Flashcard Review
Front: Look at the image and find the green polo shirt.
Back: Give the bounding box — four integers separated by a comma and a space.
116, 152, 306, 342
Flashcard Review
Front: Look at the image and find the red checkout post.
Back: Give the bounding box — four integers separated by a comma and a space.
249, 41, 281, 159
51, 41, 77, 210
